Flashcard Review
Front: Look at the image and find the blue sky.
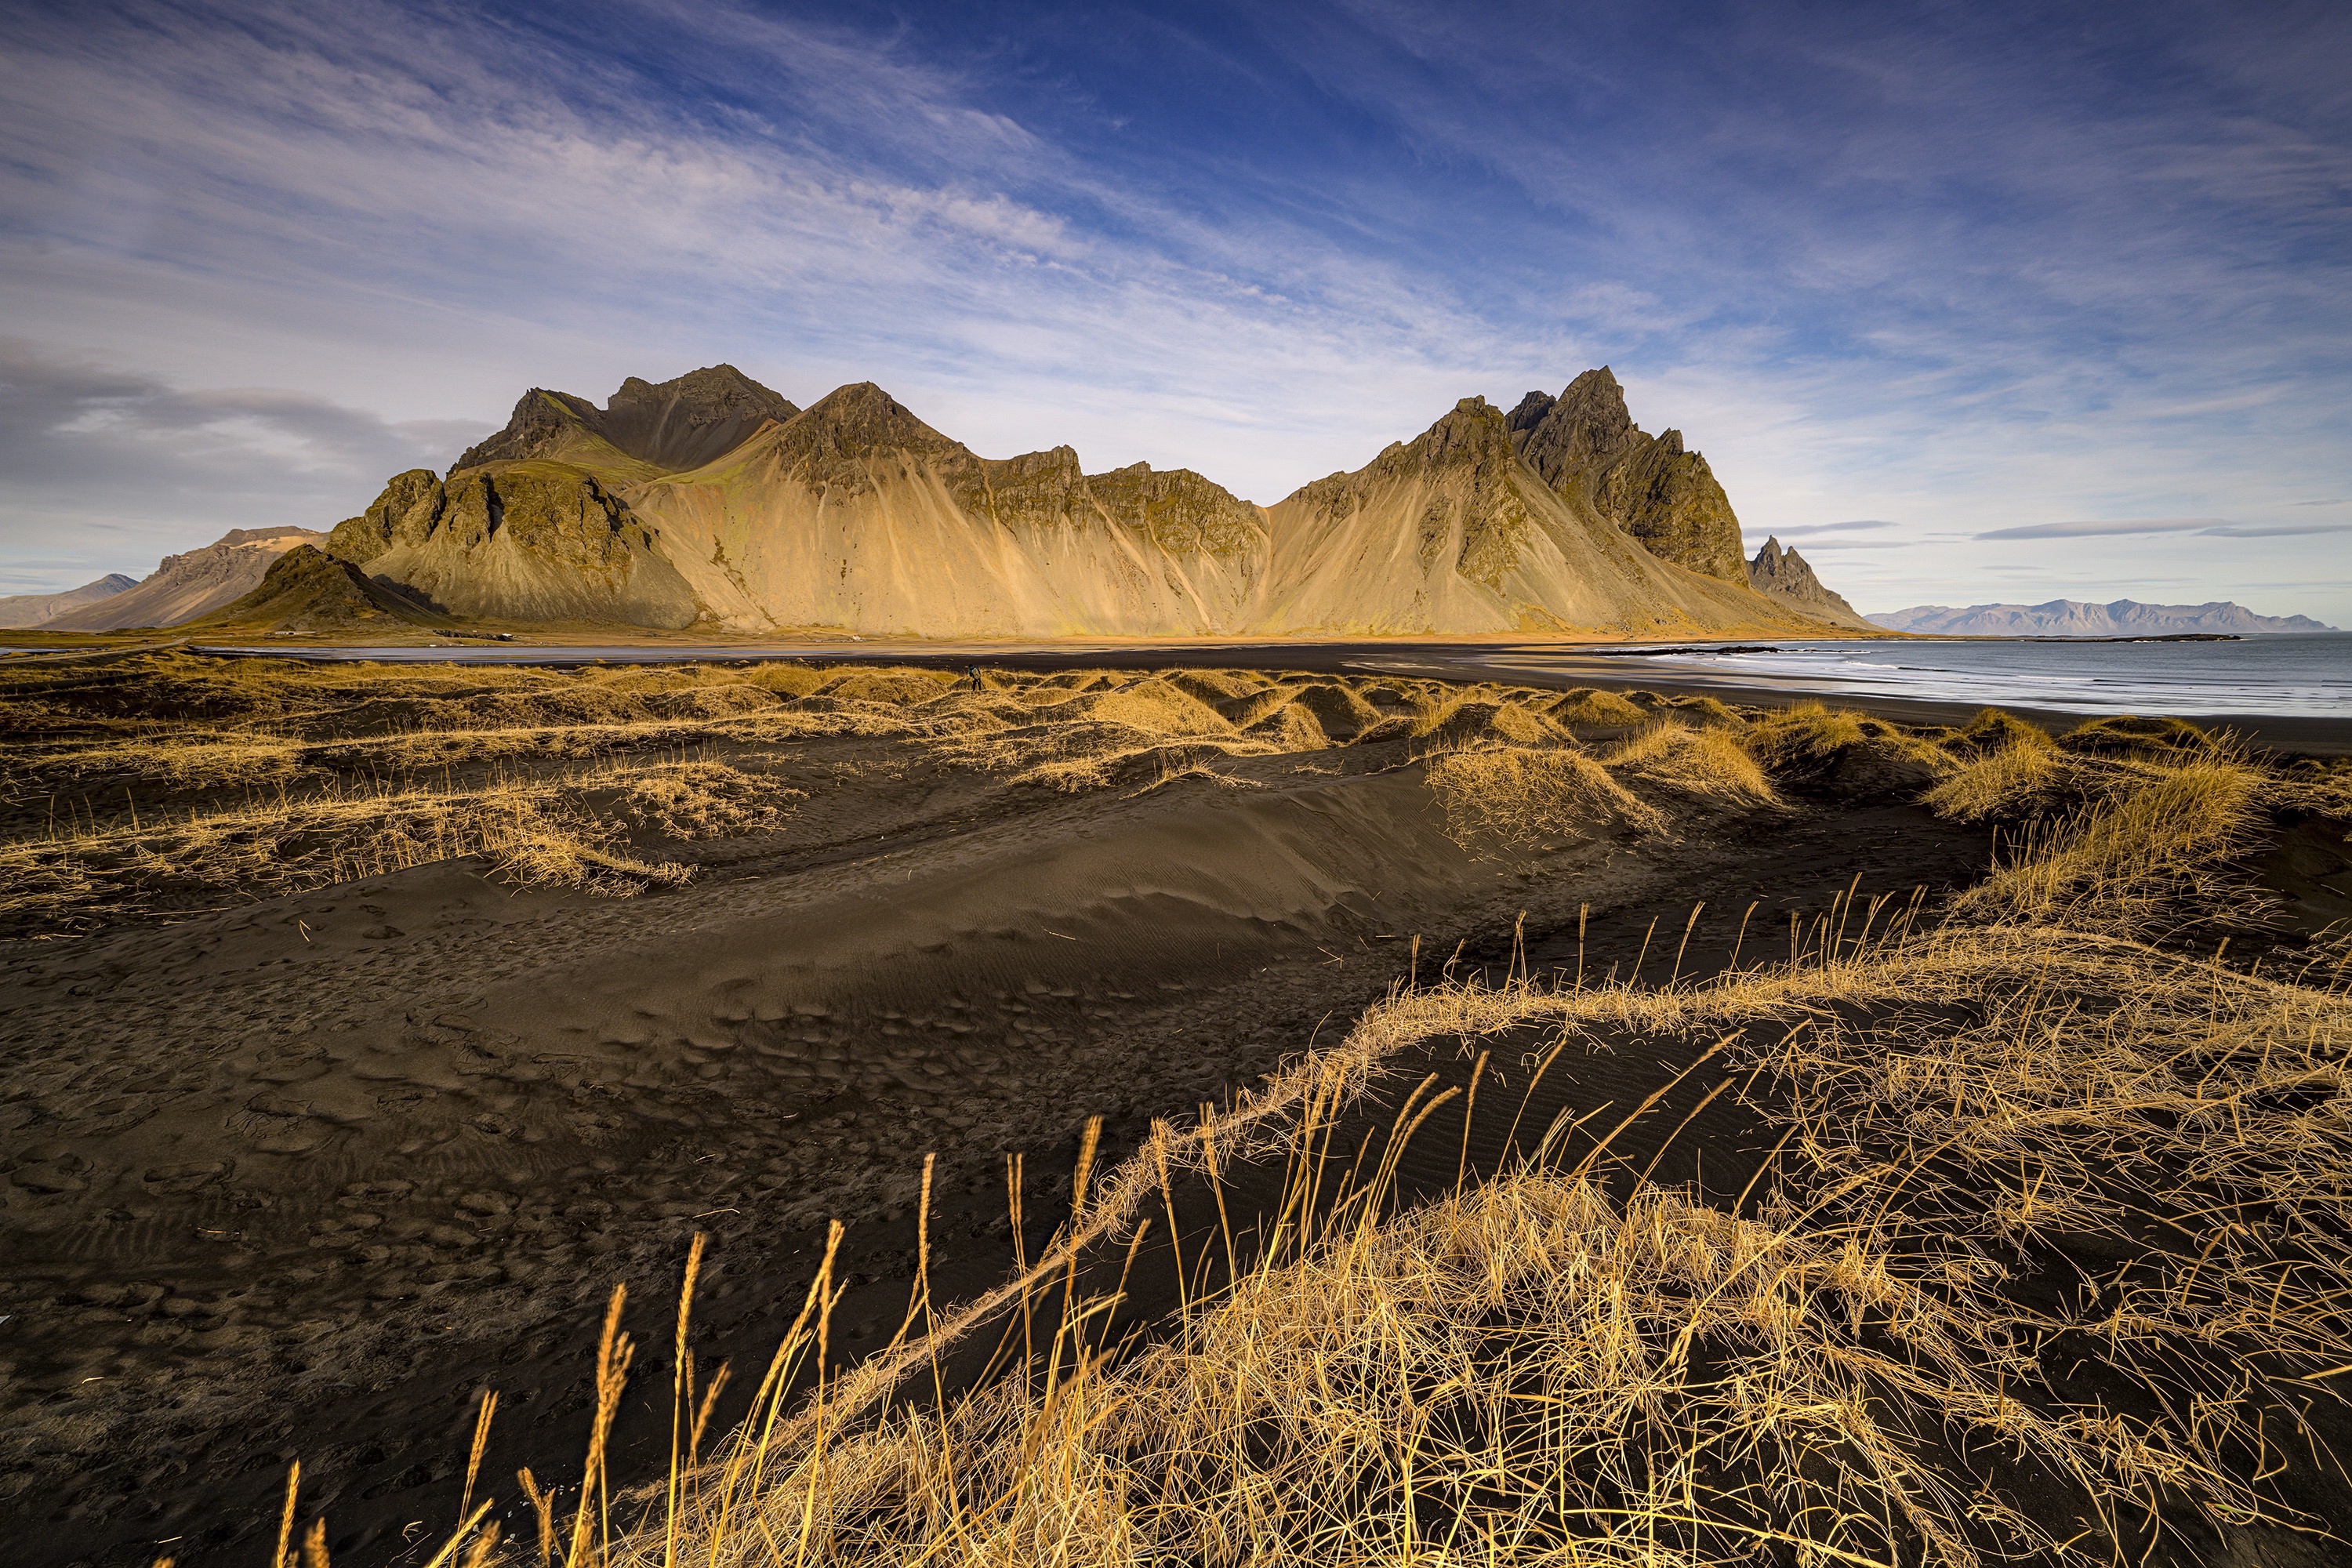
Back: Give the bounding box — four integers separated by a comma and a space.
2, 0, 2347, 619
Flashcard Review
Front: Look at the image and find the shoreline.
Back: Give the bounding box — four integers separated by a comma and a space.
154, 634, 2352, 756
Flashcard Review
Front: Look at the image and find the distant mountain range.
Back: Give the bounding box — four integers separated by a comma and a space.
1868, 600, 2336, 637
18, 364, 1883, 640
27, 528, 324, 631
0, 573, 136, 629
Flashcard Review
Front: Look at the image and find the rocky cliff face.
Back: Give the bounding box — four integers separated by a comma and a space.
1869, 600, 2338, 636
453, 365, 800, 474
1505, 368, 1748, 582
190, 545, 440, 632
0, 574, 136, 629
45, 531, 322, 630
325, 463, 699, 627
303, 365, 1864, 638
1748, 537, 1874, 629
1255, 397, 1824, 636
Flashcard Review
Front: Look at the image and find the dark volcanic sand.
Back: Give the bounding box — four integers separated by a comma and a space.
0, 695, 2009, 1568
11, 675, 2347, 1566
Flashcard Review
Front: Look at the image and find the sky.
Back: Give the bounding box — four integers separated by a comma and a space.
1, 0, 2347, 620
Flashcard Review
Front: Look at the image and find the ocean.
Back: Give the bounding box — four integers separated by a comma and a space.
1475, 633, 2352, 720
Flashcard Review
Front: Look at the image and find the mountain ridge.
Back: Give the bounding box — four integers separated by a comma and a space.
0, 573, 136, 630
23, 366, 1877, 639
1869, 599, 2335, 636
45, 529, 323, 631
454, 365, 800, 475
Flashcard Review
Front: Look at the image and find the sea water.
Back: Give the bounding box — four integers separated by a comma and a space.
1481, 633, 2352, 718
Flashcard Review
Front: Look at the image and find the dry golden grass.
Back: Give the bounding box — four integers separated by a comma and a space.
1544, 687, 1652, 728
1425, 745, 1668, 846
1409, 695, 1568, 755
448, 908, 2352, 1568
611, 759, 806, 840
0, 766, 706, 929
1603, 719, 1782, 811
16, 652, 2318, 954
87, 651, 2352, 1567
1951, 755, 2268, 934
1740, 701, 1958, 790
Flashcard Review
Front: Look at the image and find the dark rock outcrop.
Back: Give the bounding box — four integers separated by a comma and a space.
453, 365, 800, 474
1748, 537, 1873, 629
1507, 368, 1748, 581
189, 545, 438, 631
323, 464, 700, 626
1085, 463, 1264, 556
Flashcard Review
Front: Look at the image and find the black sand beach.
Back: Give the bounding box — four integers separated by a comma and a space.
2, 650, 2347, 1566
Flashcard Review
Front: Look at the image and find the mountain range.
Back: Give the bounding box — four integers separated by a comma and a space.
16, 365, 1881, 640
28, 530, 324, 631
1869, 600, 2336, 637
0, 573, 136, 630
208, 365, 1863, 638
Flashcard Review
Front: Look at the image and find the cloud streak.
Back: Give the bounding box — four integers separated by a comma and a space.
1974, 518, 2231, 541
0, 0, 2343, 621
0, 337, 470, 590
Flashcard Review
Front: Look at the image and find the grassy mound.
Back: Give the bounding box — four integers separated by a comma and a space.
34, 653, 2352, 1566
414, 744, 2350, 1568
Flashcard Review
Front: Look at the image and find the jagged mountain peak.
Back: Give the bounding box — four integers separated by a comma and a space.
1510, 366, 1635, 483
1502, 368, 1746, 583
454, 365, 800, 475
610, 364, 778, 408
1372, 397, 1519, 479
1748, 535, 1872, 629
775, 383, 964, 464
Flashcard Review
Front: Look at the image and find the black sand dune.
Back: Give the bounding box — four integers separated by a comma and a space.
5, 654, 2347, 1566
2, 722, 2005, 1566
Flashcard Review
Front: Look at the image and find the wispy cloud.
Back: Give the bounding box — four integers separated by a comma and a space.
0, 337, 469, 582
1976, 518, 2230, 541
0, 0, 2344, 622
2198, 521, 2352, 538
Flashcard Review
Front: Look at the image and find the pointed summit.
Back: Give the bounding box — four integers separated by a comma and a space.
597, 365, 800, 470
784, 383, 961, 459
453, 366, 799, 474
1748, 536, 1871, 628
1504, 368, 1747, 582
1509, 367, 1635, 481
